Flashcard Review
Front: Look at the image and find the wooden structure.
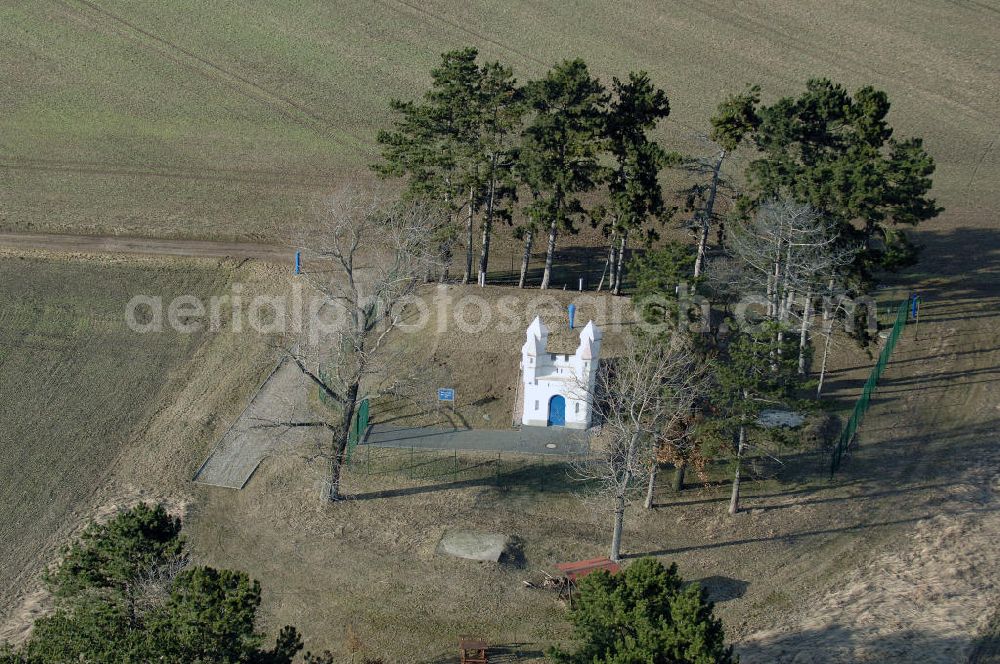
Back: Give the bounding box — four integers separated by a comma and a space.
458, 637, 488, 664
554, 557, 620, 583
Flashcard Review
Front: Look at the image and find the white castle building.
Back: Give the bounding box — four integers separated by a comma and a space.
520, 316, 602, 429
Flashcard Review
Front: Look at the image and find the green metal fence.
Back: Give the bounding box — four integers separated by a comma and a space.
830, 297, 910, 475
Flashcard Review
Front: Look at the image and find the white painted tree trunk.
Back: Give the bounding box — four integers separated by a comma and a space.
540, 217, 558, 290
477, 166, 497, 287
462, 187, 475, 284
798, 291, 813, 374
610, 493, 626, 562
644, 463, 658, 509
612, 231, 627, 296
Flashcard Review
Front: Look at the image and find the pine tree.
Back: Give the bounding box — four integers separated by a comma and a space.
603, 71, 671, 295
549, 557, 736, 664
720, 79, 941, 277
518, 59, 607, 289
473, 59, 524, 286
713, 322, 803, 514
629, 242, 696, 327
9, 504, 302, 664
375, 48, 482, 281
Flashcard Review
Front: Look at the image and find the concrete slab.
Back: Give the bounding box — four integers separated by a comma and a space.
194, 357, 323, 488
437, 530, 509, 562
758, 409, 806, 428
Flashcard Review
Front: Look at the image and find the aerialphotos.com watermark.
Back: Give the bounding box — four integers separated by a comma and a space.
125, 282, 880, 342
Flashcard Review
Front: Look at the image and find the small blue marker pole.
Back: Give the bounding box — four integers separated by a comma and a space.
294, 251, 301, 275
568, 303, 576, 330
911, 294, 920, 340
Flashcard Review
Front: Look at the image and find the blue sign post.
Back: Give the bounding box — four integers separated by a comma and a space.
437, 388, 455, 402
294, 251, 301, 275
911, 294, 921, 340
568, 303, 576, 330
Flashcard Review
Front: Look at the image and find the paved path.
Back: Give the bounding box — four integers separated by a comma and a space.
194, 357, 323, 488
364, 424, 590, 456
0, 232, 289, 263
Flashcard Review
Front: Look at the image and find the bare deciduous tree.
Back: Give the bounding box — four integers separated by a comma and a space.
275, 186, 441, 501
576, 332, 702, 562
727, 197, 857, 372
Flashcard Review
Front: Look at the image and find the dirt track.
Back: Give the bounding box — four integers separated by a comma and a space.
0, 232, 290, 263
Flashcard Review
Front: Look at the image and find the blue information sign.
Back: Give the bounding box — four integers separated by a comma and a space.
437, 388, 455, 402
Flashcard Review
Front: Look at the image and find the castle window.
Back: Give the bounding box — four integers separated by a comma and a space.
575, 402, 580, 414
534, 400, 539, 410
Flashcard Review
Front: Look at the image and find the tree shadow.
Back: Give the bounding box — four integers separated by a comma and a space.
737, 623, 982, 663
627, 506, 994, 559
691, 575, 749, 603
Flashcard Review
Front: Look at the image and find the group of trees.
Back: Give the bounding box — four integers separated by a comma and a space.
593, 197, 858, 563
0, 504, 309, 664
375, 48, 672, 292
290, 66, 940, 527
376, 51, 939, 295
576, 73, 940, 560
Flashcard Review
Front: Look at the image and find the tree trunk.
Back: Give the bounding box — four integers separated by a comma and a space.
672, 460, 687, 492
610, 493, 626, 562
598, 233, 616, 292
643, 463, 658, 509
518, 230, 534, 289
693, 149, 726, 280
440, 180, 453, 283
540, 216, 558, 290
817, 302, 836, 398
612, 231, 627, 296
327, 383, 359, 501
694, 217, 711, 280
439, 252, 450, 283
728, 424, 746, 515
766, 268, 777, 318
462, 187, 475, 284
798, 291, 813, 375
816, 280, 836, 398
478, 164, 497, 286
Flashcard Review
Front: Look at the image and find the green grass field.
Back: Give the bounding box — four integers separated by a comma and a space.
2, 0, 997, 241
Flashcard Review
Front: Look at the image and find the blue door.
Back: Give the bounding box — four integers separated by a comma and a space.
547, 395, 566, 426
